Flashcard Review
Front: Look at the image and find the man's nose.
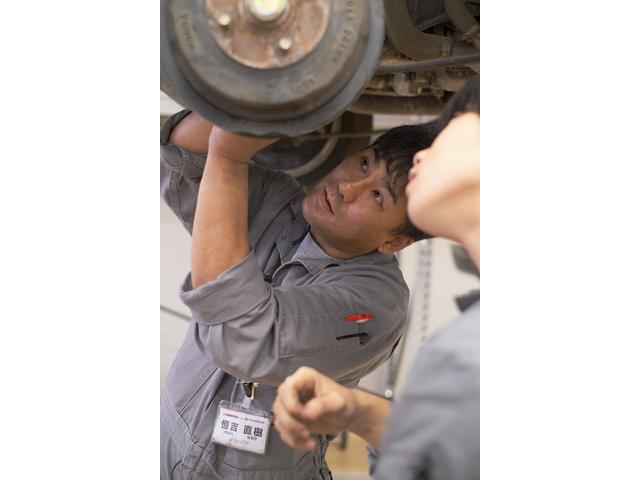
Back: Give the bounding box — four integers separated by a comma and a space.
338, 177, 369, 203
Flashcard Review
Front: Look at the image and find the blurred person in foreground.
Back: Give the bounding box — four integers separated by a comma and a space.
272, 76, 480, 480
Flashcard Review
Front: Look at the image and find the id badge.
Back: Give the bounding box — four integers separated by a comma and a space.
211, 400, 271, 455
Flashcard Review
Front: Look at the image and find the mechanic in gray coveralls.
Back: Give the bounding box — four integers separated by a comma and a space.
273, 76, 480, 480
160, 108, 438, 479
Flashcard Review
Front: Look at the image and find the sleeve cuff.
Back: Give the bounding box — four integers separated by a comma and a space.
179, 249, 271, 326
160, 109, 192, 146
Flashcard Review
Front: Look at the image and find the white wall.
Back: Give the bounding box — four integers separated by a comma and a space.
394, 239, 479, 394
160, 201, 190, 390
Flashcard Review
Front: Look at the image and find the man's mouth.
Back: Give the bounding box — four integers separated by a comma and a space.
408, 169, 416, 184
324, 188, 334, 214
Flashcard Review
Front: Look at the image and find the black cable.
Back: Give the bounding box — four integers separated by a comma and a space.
375, 53, 480, 75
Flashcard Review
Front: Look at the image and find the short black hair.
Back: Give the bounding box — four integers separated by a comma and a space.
367, 121, 441, 242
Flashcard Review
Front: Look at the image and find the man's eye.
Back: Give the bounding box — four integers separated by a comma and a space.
373, 191, 382, 203
360, 157, 368, 171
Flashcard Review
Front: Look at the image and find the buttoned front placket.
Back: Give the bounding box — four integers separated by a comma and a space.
266, 199, 309, 285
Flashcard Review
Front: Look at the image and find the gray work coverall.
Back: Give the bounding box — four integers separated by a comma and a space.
160, 111, 409, 479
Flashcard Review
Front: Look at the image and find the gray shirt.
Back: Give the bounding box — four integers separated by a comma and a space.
160, 111, 410, 480
374, 299, 480, 480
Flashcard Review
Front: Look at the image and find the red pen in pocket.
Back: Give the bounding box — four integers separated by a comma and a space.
345, 313, 373, 323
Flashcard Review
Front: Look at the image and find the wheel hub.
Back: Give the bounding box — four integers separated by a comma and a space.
206, 0, 329, 70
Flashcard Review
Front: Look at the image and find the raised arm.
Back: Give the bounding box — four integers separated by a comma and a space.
161, 110, 295, 234
191, 127, 276, 287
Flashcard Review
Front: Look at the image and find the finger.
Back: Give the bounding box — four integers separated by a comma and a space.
277, 425, 316, 452
273, 409, 316, 452
273, 405, 312, 442
302, 391, 347, 424
278, 367, 322, 415
276, 382, 304, 419
271, 396, 285, 423
279, 386, 309, 421
273, 396, 312, 439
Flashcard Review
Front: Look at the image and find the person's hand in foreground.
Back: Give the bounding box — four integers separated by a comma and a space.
273, 366, 390, 451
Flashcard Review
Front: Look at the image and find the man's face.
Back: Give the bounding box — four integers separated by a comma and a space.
302, 148, 410, 258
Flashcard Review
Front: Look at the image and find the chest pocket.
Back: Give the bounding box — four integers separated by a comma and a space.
278, 310, 362, 358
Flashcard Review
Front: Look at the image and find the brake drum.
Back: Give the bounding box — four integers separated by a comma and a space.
161, 0, 384, 136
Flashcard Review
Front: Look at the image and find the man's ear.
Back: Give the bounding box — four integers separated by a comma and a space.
377, 235, 414, 254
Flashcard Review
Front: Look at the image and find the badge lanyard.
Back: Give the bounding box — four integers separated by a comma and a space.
211, 380, 272, 455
